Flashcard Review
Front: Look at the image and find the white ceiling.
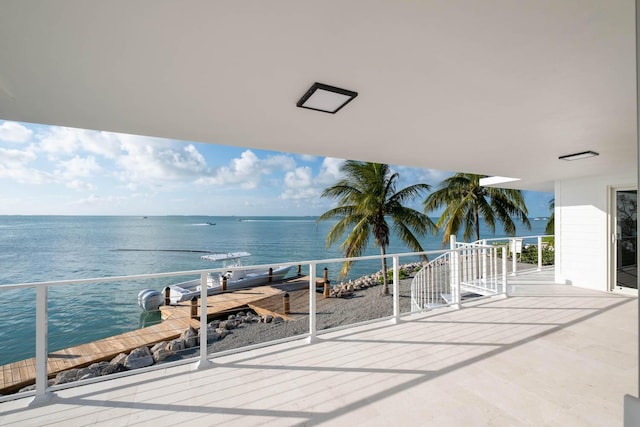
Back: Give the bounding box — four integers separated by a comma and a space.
0, 1, 636, 192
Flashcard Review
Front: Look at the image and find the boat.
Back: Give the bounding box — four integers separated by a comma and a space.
137, 252, 292, 311
206, 222, 215, 225
203, 252, 292, 289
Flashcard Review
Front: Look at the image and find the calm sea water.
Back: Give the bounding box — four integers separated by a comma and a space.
0, 215, 548, 365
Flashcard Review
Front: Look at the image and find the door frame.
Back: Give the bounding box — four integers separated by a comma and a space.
609, 185, 638, 295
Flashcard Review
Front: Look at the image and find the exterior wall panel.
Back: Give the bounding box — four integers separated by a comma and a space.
555, 173, 636, 291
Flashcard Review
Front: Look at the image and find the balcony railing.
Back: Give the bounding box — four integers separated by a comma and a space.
409, 235, 553, 311
0, 235, 553, 406
410, 236, 508, 311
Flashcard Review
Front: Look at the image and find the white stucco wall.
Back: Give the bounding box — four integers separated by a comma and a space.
555, 173, 636, 291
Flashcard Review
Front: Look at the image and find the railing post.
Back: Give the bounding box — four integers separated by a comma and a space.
392, 255, 400, 323
307, 263, 317, 343
511, 238, 517, 276
30, 286, 54, 406
481, 239, 487, 284
502, 246, 508, 296
491, 246, 500, 293
450, 236, 460, 308
196, 272, 212, 369
537, 236, 543, 271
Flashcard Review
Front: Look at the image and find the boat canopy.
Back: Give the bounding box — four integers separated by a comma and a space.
201, 252, 251, 262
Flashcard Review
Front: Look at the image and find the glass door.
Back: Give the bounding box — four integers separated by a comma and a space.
614, 189, 637, 290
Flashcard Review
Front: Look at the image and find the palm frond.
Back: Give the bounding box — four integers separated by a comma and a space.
318, 160, 434, 278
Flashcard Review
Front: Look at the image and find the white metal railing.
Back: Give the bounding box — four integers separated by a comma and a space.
411, 236, 508, 312
477, 235, 554, 276
0, 250, 438, 405
0, 235, 553, 405
410, 235, 553, 312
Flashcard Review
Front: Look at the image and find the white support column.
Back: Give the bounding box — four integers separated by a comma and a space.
450, 236, 460, 308
537, 236, 543, 271
626, 2, 640, 423
196, 272, 213, 370
307, 263, 317, 343
392, 255, 400, 323
30, 286, 54, 406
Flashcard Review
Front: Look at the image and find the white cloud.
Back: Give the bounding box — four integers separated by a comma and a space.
56, 155, 101, 179
315, 157, 345, 185
116, 137, 208, 187
75, 193, 132, 206
280, 158, 345, 202
0, 121, 32, 143
66, 179, 96, 191
198, 150, 260, 189
284, 166, 313, 188
0, 125, 215, 191
0, 147, 36, 166
37, 126, 123, 160
261, 154, 296, 173
281, 186, 321, 201
0, 147, 57, 184
394, 166, 452, 187
281, 166, 320, 200
197, 150, 295, 190
298, 154, 317, 162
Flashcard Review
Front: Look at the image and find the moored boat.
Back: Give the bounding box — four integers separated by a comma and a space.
137, 252, 292, 311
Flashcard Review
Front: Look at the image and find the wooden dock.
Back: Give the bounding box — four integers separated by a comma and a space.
0, 276, 324, 395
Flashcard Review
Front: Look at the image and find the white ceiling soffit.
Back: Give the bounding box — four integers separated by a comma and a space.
0, 1, 636, 192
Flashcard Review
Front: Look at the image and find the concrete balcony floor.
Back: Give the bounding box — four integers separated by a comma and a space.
0, 283, 636, 426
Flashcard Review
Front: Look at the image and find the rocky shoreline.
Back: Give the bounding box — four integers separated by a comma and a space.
18, 263, 423, 393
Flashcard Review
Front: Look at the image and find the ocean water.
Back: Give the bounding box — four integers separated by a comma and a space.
0, 215, 548, 365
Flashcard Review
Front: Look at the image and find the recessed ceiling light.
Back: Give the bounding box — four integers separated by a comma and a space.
558, 151, 599, 161
297, 82, 358, 114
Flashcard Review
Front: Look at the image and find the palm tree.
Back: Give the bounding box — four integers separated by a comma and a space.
318, 161, 435, 295
423, 173, 531, 244
545, 198, 554, 235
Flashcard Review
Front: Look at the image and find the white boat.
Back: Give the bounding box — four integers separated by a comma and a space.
138, 252, 292, 311
201, 252, 292, 289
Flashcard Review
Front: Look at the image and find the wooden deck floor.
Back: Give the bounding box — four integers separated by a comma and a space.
0, 276, 323, 395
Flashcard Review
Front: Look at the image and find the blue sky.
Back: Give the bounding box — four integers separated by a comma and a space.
0, 120, 553, 217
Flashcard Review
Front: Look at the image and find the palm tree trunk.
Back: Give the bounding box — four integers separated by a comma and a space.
474, 208, 480, 242
380, 245, 389, 295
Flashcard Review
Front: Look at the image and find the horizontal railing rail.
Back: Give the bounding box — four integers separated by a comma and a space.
0, 235, 553, 406
0, 250, 442, 405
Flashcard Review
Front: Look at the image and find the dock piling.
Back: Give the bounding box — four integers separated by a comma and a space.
283, 292, 290, 314
164, 287, 171, 306
190, 297, 198, 319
